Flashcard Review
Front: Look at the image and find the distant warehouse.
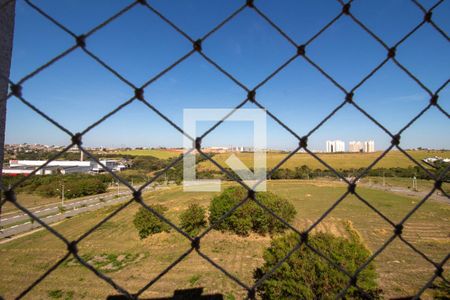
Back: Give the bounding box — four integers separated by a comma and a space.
3, 160, 126, 176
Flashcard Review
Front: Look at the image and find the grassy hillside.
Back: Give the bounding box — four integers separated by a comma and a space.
0, 181, 448, 299
117, 149, 181, 159
199, 150, 448, 171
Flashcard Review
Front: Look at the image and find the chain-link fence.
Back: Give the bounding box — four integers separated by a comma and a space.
0, 0, 449, 299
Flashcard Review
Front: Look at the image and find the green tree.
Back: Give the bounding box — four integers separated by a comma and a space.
209, 187, 296, 236
179, 204, 207, 236
254, 232, 381, 299
133, 205, 170, 239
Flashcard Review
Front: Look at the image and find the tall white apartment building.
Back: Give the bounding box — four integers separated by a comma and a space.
349, 140, 375, 152
364, 140, 375, 153
349, 141, 362, 152
326, 140, 345, 153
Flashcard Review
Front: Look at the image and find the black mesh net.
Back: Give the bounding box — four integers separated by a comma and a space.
0, 0, 448, 299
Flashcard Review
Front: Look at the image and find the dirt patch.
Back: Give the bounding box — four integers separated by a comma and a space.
374, 228, 388, 237
117, 254, 126, 262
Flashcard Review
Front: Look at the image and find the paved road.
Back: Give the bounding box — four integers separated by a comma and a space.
0, 185, 168, 240
0, 191, 131, 227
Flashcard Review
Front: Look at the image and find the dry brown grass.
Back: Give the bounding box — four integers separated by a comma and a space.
0, 181, 448, 299
199, 150, 448, 171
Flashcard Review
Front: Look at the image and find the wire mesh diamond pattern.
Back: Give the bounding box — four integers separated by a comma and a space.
0, 0, 449, 299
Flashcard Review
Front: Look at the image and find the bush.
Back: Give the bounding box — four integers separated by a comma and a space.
209, 187, 296, 236
35, 183, 58, 198
64, 178, 108, 199
179, 204, 207, 237
254, 232, 381, 299
133, 205, 170, 239
430, 279, 450, 299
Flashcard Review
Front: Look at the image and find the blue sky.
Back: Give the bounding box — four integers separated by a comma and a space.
6, 0, 450, 151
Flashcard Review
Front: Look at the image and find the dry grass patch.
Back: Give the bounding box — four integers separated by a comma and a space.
0, 181, 448, 299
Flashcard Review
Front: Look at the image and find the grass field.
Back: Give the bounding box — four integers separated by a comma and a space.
359, 176, 450, 194
0, 180, 448, 299
1, 194, 60, 214
116, 149, 181, 159
198, 150, 448, 171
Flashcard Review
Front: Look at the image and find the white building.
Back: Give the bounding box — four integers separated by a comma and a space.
89, 160, 126, 173
9, 160, 90, 168
4, 159, 125, 176
364, 140, 375, 153
423, 156, 450, 164
326, 140, 345, 153
349, 140, 375, 153
230, 146, 245, 152
349, 141, 362, 152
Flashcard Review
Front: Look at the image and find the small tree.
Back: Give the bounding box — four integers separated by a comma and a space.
254, 232, 381, 299
133, 205, 170, 239
209, 187, 296, 236
179, 204, 207, 237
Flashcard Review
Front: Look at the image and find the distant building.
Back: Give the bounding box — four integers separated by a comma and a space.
3, 159, 126, 176
349, 141, 362, 152
90, 160, 126, 173
201, 146, 255, 153
349, 140, 375, 153
423, 156, 450, 164
364, 140, 375, 153
326, 140, 345, 153
200, 146, 229, 154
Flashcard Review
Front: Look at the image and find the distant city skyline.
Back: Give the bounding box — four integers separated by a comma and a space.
5, 1, 449, 151
6, 141, 449, 153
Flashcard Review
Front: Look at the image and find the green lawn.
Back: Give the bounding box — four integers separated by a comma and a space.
0, 181, 448, 299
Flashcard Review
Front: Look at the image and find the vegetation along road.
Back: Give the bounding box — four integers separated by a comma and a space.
0, 184, 169, 240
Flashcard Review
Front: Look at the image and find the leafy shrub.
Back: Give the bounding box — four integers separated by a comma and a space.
47, 289, 63, 299
35, 183, 58, 197
47, 289, 74, 300
254, 232, 382, 299
189, 274, 201, 286
209, 187, 296, 236
179, 204, 207, 236
64, 178, 108, 199
430, 279, 450, 299
133, 205, 170, 239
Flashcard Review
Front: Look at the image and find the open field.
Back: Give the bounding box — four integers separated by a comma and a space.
116, 149, 181, 159
1, 193, 59, 214
359, 176, 450, 195
199, 150, 449, 171
0, 181, 448, 299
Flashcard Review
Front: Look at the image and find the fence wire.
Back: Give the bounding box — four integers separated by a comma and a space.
0, 0, 449, 299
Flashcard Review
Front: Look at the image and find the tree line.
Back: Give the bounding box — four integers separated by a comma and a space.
2, 174, 111, 199
195, 164, 449, 182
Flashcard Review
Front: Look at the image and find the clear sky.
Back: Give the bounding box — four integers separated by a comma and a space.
5, 0, 450, 151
